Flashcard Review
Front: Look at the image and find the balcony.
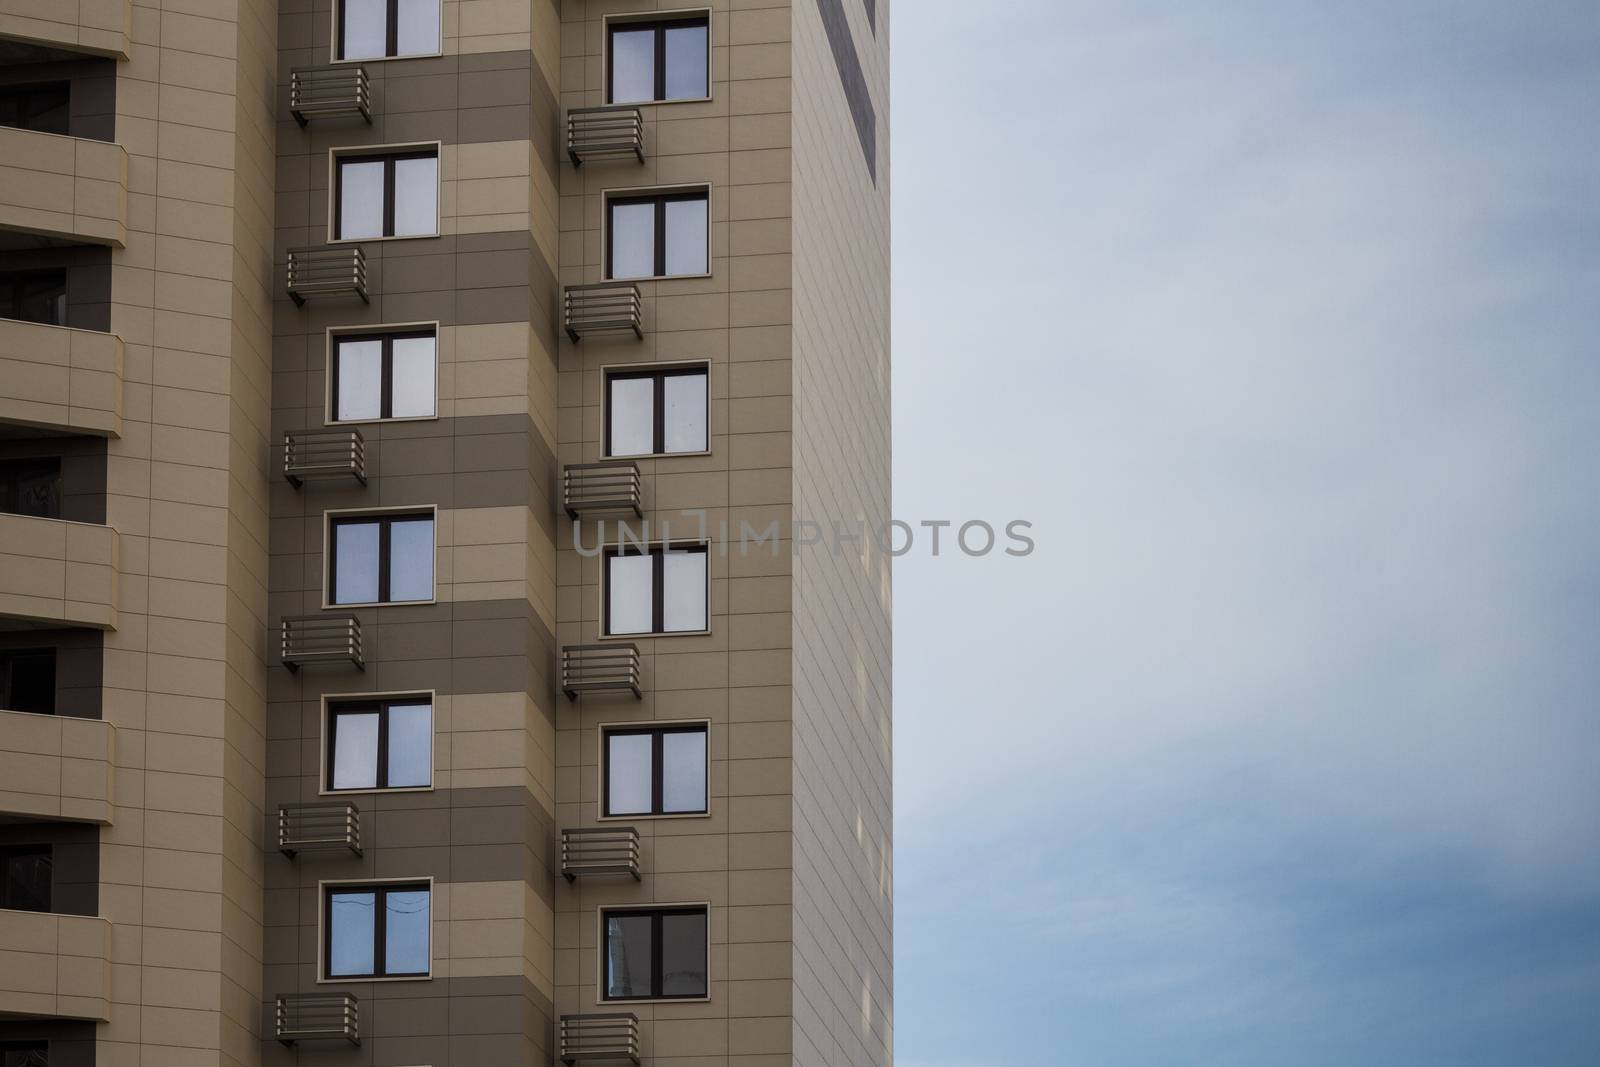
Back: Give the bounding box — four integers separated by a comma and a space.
561, 644, 641, 701
564, 462, 641, 519
287, 246, 369, 306
0, 909, 112, 1022
564, 283, 642, 343
0, 710, 114, 825
280, 614, 364, 672
561, 827, 641, 882
0, 127, 127, 247
0, 514, 117, 630
275, 992, 360, 1046
284, 428, 366, 488
0, 0, 130, 59
290, 65, 373, 127
276, 801, 362, 858
560, 1013, 640, 1065
567, 106, 645, 166
0, 319, 122, 437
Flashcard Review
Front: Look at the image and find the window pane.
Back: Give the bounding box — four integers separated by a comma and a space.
660, 911, 708, 996
333, 521, 380, 604
664, 197, 708, 276
388, 518, 434, 602
0, 1042, 47, 1067
610, 201, 656, 279
1, 850, 51, 912
662, 372, 708, 453
662, 730, 707, 813
605, 914, 654, 999
1, 651, 55, 715
335, 338, 383, 421
384, 889, 430, 974
662, 549, 707, 632
341, 0, 386, 59
338, 160, 385, 239
386, 703, 432, 788
331, 710, 380, 790
664, 24, 709, 100
392, 155, 438, 237
607, 552, 654, 635
328, 891, 376, 976
608, 376, 655, 456
396, 0, 440, 55
610, 28, 656, 103
389, 336, 436, 418
607, 733, 653, 816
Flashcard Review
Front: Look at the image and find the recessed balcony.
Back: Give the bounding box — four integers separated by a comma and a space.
0, 908, 112, 1022
290, 65, 373, 127
564, 462, 641, 519
0, 127, 127, 247
280, 614, 364, 672
275, 992, 360, 1046
564, 283, 642, 343
276, 801, 362, 858
561, 644, 641, 701
0, 319, 122, 437
283, 428, 367, 488
0, 514, 118, 630
561, 827, 641, 882
0, 710, 114, 825
0, 0, 130, 59
287, 246, 369, 306
560, 1013, 640, 1065
567, 106, 646, 166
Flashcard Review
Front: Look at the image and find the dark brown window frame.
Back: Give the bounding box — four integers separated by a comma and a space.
322, 881, 431, 980
330, 328, 437, 421
602, 723, 709, 817
605, 15, 711, 104
604, 190, 710, 280
325, 697, 432, 791
600, 905, 709, 1001
327, 511, 434, 606
602, 542, 710, 636
604, 365, 710, 457
333, 149, 438, 240
335, 0, 438, 60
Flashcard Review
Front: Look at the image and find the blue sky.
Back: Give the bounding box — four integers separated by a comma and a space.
888, 2, 1600, 1064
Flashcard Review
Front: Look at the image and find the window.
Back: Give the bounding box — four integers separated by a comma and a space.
324, 882, 430, 979
332, 329, 436, 421
0, 82, 69, 135
603, 724, 708, 817
334, 149, 438, 240
604, 544, 708, 636
0, 458, 61, 520
0, 1043, 47, 1067
608, 16, 710, 103
0, 650, 55, 715
606, 366, 708, 457
329, 512, 434, 606
607, 191, 709, 280
0, 846, 51, 913
337, 0, 440, 60
0, 269, 66, 326
602, 906, 708, 1000
327, 698, 432, 791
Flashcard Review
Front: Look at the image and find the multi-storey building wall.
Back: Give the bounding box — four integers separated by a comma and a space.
0, 4, 888, 1067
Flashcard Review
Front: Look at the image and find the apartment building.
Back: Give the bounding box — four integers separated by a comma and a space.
0, 3, 888, 1067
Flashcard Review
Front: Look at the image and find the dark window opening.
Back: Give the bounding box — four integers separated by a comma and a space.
0, 846, 52, 913
0, 82, 69, 135
606, 191, 709, 280
328, 512, 434, 605
0, 458, 62, 519
327, 698, 432, 791
605, 366, 709, 457
603, 906, 708, 1000
0, 269, 67, 327
334, 150, 438, 240
331, 330, 437, 421
603, 724, 708, 817
0, 649, 56, 715
607, 16, 710, 104
324, 882, 430, 979
603, 544, 709, 636
0, 1042, 48, 1067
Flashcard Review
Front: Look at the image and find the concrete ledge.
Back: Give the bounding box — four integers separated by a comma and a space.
0, 318, 122, 437
0, 909, 112, 1022
0, 0, 130, 60
0, 513, 118, 630
0, 710, 114, 824
0, 127, 127, 248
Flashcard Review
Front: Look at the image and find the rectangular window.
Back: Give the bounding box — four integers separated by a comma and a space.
324, 882, 430, 979
604, 724, 708, 817
608, 16, 710, 103
335, 149, 438, 240
329, 512, 434, 606
606, 191, 709, 280
0, 649, 55, 715
327, 698, 432, 791
332, 329, 437, 421
604, 544, 708, 636
603, 906, 708, 1000
0, 458, 61, 519
0, 269, 66, 326
338, 0, 440, 60
0, 82, 69, 135
0, 1043, 47, 1067
606, 366, 708, 457
0, 846, 51, 913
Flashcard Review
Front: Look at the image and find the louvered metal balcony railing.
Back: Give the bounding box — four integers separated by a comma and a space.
564, 462, 641, 519
561, 826, 641, 882
560, 1013, 640, 1065
564, 283, 642, 343
284, 428, 366, 487
561, 644, 641, 701
280, 614, 364, 672
290, 65, 373, 126
566, 106, 645, 166
277, 801, 362, 858
287, 246, 369, 306
276, 992, 360, 1046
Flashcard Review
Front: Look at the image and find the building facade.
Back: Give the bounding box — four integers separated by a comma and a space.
0, 2, 889, 1067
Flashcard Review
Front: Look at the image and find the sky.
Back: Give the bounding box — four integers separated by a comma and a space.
888, 2, 1600, 1064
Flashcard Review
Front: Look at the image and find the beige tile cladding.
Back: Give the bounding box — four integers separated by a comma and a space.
0, 909, 113, 1022
0, 709, 116, 825
0, 512, 119, 629
0, 0, 132, 59
0, 318, 125, 438
0, 126, 129, 247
